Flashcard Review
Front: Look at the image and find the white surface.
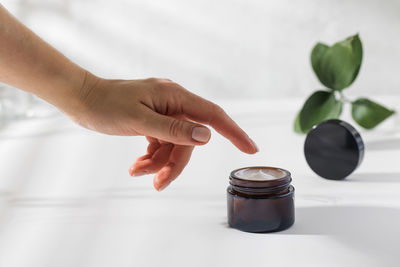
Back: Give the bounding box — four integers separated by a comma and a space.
2, 0, 400, 99
0, 98, 399, 267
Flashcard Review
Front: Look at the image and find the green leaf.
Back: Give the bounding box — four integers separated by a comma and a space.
299, 90, 343, 133
349, 34, 363, 82
294, 112, 306, 134
311, 43, 329, 77
351, 98, 395, 129
311, 34, 363, 91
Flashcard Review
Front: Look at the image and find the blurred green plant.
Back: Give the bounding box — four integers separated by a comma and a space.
294, 34, 395, 134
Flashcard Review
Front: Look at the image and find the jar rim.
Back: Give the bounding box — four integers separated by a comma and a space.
230, 166, 292, 189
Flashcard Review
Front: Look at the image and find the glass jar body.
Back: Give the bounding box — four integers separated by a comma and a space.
227, 186, 294, 233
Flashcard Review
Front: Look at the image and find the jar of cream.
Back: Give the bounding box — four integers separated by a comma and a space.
227, 166, 295, 233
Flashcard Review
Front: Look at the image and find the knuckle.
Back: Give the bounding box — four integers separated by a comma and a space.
149, 78, 178, 91
155, 80, 169, 91
158, 78, 173, 83
209, 104, 226, 124
168, 119, 184, 139
145, 77, 158, 83
146, 78, 166, 88
213, 104, 225, 116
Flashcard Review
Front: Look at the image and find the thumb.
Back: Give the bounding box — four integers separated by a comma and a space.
138, 107, 211, 145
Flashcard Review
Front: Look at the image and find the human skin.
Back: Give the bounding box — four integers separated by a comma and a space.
0, 4, 258, 191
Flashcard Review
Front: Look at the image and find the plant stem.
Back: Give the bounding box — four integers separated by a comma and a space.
338, 91, 352, 104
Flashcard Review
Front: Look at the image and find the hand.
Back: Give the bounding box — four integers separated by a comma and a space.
63, 73, 259, 191
73, 73, 259, 191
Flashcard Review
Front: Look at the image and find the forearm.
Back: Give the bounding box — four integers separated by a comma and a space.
0, 4, 92, 115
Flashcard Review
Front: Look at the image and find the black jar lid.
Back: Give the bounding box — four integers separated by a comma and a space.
304, 119, 364, 180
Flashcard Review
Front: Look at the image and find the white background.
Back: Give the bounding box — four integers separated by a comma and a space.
2, 0, 400, 100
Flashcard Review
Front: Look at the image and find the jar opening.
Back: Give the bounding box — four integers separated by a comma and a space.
234, 167, 286, 181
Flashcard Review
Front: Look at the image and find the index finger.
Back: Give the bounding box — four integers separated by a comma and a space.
179, 90, 258, 154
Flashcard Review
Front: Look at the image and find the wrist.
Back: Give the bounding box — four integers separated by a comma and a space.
43, 63, 101, 121
62, 69, 102, 121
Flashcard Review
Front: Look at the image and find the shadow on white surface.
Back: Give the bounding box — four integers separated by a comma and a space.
348, 172, 400, 183
284, 206, 400, 264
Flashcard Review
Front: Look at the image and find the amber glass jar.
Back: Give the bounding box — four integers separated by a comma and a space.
227, 166, 295, 233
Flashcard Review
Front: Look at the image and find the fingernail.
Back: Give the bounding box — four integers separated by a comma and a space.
157, 182, 169, 192
250, 138, 259, 152
130, 168, 148, 177
156, 180, 171, 192
192, 127, 210, 143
